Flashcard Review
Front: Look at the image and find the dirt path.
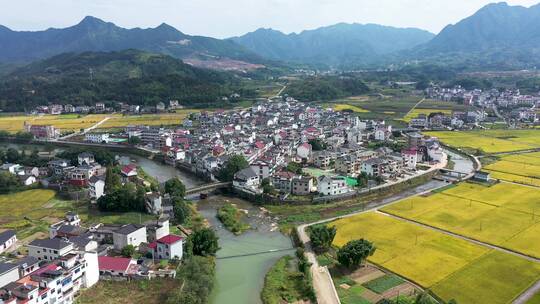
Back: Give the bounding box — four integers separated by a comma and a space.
403, 98, 426, 118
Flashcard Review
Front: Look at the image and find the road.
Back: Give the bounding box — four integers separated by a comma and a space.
274, 84, 287, 98
514, 280, 540, 304
59, 116, 111, 140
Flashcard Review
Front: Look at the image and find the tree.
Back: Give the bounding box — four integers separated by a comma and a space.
5, 148, 20, 163
173, 199, 191, 224
218, 155, 249, 182
356, 172, 369, 188
337, 239, 376, 269
309, 225, 337, 253
309, 139, 327, 151
104, 166, 121, 194
415, 292, 437, 304
0, 172, 22, 194
128, 136, 141, 145
286, 162, 303, 174
121, 245, 136, 257
191, 228, 220, 257
164, 177, 186, 199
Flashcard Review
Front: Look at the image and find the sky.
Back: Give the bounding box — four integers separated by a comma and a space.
0, 0, 539, 38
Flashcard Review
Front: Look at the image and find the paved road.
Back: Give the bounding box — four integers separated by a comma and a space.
514, 280, 540, 304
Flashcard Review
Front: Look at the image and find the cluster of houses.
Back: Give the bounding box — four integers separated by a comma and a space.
1, 152, 176, 217
114, 99, 443, 199
425, 85, 538, 126
0, 210, 185, 303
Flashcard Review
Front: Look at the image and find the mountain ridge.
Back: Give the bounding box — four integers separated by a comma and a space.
0, 16, 263, 67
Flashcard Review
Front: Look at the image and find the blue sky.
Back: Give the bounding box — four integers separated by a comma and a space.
0, 0, 538, 38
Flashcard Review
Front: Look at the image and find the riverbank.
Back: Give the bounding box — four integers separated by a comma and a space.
197, 196, 295, 304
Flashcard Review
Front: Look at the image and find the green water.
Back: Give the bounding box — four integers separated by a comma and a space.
198, 197, 294, 304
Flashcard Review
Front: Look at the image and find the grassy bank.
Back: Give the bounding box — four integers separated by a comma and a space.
216, 203, 250, 235
261, 254, 315, 304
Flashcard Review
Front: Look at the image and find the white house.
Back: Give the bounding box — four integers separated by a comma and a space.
0, 230, 17, 254
112, 224, 147, 250
85, 133, 110, 144
27, 238, 74, 261
296, 143, 312, 161
233, 167, 260, 191
89, 176, 105, 200
149, 234, 184, 260
0, 263, 19, 288
401, 148, 418, 170
317, 176, 350, 196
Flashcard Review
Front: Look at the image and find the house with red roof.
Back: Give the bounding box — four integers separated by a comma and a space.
98, 256, 137, 277
148, 235, 184, 260
120, 164, 138, 181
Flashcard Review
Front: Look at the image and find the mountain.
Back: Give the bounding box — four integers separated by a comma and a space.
0, 50, 246, 112
230, 23, 435, 67
414, 2, 540, 68
0, 16, 263, 70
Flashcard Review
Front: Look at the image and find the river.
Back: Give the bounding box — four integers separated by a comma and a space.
6, 143, 294, 303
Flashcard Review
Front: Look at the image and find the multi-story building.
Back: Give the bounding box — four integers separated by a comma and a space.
317, 176, 349, 196
24, 124, 60, 139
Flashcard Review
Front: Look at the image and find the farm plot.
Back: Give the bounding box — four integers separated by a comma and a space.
0, 114, 110, 133
484, 152, 540, 186
331, 212, 489, 287
402, 109, 452, 123
97, 110, 196, 129
331, 212, 540, 304
427, 130, 540, 154
432, 251, 540, 304
331, 104, 370, 113
381, 182, 540, 258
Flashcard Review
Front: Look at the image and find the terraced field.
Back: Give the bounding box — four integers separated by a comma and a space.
331, 212, 540, 304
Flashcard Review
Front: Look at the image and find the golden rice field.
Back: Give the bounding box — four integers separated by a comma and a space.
329, 212, 540, 303
381, 182, 540, 258
331, 212, 540, 304
426, 130, 540, 154
402, 108, 452, 122
332, 104, 370, 113
98, 111, 195, 129
432, 251, 540, 304
0, 110, 197, 133
0, 114, 110, 132
484, 152, 540, 187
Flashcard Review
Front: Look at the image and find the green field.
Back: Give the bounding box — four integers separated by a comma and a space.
427, 130, 540, 154
381, 182, 540, 258
402, 108, 452, 123
331, 212, 540, 304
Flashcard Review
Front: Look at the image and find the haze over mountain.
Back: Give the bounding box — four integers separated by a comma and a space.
231, 23, 435, 67
413, 2, 540, 67
0, 16, 262, 68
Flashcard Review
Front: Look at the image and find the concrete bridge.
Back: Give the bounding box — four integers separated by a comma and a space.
185, 182, 231, 195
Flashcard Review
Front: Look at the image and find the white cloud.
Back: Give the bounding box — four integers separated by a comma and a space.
0, 0, 538, 37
